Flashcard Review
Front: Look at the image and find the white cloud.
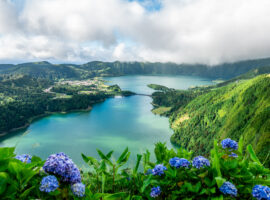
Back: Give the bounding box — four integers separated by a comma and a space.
0, 0, 270, 64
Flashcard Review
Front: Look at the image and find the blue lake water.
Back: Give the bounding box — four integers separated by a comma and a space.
0, 75, 213, 166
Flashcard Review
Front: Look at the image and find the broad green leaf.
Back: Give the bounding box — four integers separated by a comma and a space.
117, 147, 129, 164
215, 177, 226, 188
247, 144, 262, 165
0, 147, 15, 160
106, 151, 114, 159
21, 168, 38, 189
97, 149, 113, 166
8, 161, 21, 180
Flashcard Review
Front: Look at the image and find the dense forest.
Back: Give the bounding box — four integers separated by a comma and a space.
150, 67, 270, 167
0, 75, 133, 134
1, 57, 270, 80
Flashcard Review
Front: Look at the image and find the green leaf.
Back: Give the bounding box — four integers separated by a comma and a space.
117, 147, 129, 164
238, 136, 244, 155
102, 172, 106, 193
215, 177, 226, 188
48, 189, 61, 196
8, 161, 21, 180
97, 149, 113, 166
81, 153, 99, 167
133, 154, 142, 175
19, 186, 35, 199
0, 172, 9, 195
104, 192, 128, 199
0, 147, 15, 160
140, 175, 152, 193
212, 140, 222, 177
211, 195, 223, 200
106, 151, 114, 159
247, 144, 262, 165
30, 156, 42, 165
142, 150, 151, 172
131, 195, 143, 200
21, 168, 38, 189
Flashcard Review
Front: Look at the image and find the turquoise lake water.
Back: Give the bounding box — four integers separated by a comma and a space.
0, 75, 213, 166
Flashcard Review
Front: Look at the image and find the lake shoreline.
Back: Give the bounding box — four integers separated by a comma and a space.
0, 106, 94, 138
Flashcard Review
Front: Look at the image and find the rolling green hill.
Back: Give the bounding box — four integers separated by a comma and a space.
1, 57, 270, 80
169, 74, 270, 166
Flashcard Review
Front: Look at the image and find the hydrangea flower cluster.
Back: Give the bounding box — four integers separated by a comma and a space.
43, 152, 81, 184
71, 183, 85, 197
252, 185, 270, 200
169, 157, 190, 168
39, 175, 59, 193
221, 138, 238, 150
152, 164, 167, 176
219, 181, 237, 197
150, 186, 161, 198
15, 154, 32, 163
192, 156, 210, 169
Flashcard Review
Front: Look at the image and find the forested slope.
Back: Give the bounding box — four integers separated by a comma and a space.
170, 74, 270, 166
0, 75, 131, 134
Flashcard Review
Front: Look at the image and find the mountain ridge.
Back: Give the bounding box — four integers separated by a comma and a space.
1, 57, 270, 80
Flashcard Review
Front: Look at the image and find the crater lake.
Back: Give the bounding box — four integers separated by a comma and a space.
0, 75, 213, 166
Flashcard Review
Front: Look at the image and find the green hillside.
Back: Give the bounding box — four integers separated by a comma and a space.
1, 57, 270, 80
170, 74, 270, 166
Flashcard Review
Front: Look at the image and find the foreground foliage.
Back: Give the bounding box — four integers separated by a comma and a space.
0, 138, 269, 199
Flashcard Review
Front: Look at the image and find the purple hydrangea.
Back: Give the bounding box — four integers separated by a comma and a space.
39, 175, 59, 193
71, 183, 85, 197
15, 154, 32, 163
252, 185, 270, 200
219, 181, 237, 197
150, 186, 161, 198
43, 152, 81, 184
152, 164, 167, 176
169, 157, 190, 168
192, 156, 210, 169
229, 153, 238, 158
221, 138, 238, 150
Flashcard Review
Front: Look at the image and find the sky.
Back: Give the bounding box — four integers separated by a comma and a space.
0, 0, 270, 65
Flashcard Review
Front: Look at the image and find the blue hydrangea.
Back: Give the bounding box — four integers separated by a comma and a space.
169, 157, 190, 168
39, 175, 59, 193
219, 181, 237, 197
192, 156, 210, 169
43, 152, 81, 184
71, 183, 85, 197
252, 185, 270, 200
15, 154, 32, 163
221, 138, 238, 150
150, 186, 161, 198
229, 153, 238, 158
152, 164, 167, 176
